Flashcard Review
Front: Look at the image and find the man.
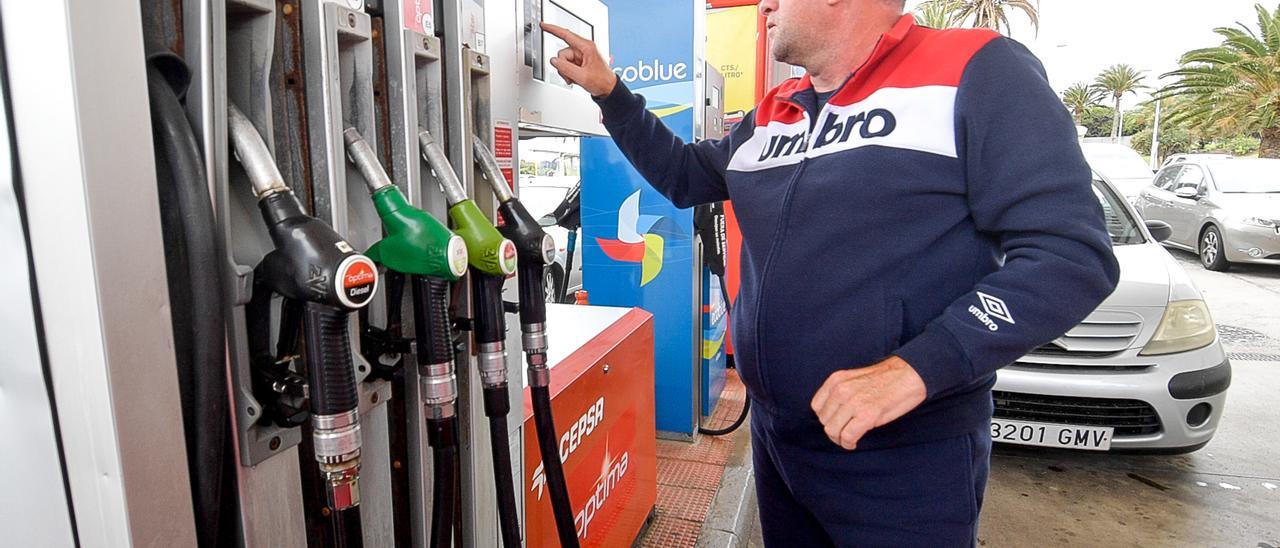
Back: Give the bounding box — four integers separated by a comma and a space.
544, 0, 1119, 544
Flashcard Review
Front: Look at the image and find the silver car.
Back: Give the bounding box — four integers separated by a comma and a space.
1138, 158, 1280, 271
993, 174, 1230, 453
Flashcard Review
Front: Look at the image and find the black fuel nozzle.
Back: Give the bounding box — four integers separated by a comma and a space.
230, 103, 376, 512
474, 137, 581, 547
472, 137, 557, 385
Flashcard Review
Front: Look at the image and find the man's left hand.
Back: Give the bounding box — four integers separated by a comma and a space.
810, 356, 928, 450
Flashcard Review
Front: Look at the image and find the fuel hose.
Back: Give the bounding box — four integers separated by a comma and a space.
144, 50, 232, 548
419, 128, 523, 547
477, 137, 580, 547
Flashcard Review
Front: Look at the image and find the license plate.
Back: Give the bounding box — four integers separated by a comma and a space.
990, 419, 1113, 451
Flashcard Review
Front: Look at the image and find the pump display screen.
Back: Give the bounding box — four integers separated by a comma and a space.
541, 0, 594, 89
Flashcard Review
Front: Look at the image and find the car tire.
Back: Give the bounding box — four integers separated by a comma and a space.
1199, 225, 1231, 272
543, 264, 565, 303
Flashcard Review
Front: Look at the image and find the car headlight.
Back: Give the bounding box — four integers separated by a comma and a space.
1241, 216, 1277, 229
1140, 299, 1217, 356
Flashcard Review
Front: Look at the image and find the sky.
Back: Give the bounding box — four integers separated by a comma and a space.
904, 0, 1272, 108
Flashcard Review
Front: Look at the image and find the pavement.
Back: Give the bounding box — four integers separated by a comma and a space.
737, 249, 1280, 547
637, 370, 752, 548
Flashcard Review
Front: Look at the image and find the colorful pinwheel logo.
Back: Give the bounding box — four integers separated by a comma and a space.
596, 189, 667, 286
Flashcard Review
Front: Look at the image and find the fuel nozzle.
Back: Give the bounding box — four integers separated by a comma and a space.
474, 137, 581, 547
230, 103, 375, 512
473, 136, 556, 386
419, 128, 525, 547
417, 129, 517, 391
344, 127, 468, 420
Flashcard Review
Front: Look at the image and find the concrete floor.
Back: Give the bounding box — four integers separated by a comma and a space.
747, 250, 1280, 547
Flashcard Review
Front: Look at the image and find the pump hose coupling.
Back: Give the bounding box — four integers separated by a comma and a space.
523, 323, 551, 388
477, 341, 509, 389
313, 410, 362, 510
420, 360, 458, 420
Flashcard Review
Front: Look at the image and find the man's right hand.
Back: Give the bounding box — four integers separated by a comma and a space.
541, 22, 617, 98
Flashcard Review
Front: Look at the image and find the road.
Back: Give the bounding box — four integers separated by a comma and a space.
980, 249, 1280, 547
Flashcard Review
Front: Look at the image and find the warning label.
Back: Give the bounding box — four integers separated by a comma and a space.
494, 121, 515, 191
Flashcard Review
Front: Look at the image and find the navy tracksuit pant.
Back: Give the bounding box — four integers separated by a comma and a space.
751, 407, 992, 547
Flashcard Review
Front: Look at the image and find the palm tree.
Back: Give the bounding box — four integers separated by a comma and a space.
1160, 3, 1280, 158
1062, 82, 1104, 124
1095, 64, 1148, 140
915, 0, 960, 30
925, 0, 1040, 36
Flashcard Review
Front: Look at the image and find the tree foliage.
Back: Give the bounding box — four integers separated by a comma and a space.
1079, 106, 1144, 138
1062, 82, 1105, 123
1159, 3, 1280, 157
917, 0, 1039, 36
914, 0, 961, 29
1094, 64, 1149, 139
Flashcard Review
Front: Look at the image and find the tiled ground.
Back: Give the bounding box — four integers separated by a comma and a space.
638, 369, 750, 547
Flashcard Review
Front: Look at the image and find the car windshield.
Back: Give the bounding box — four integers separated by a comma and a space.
1093, 178, 1144, 245
1083, 145, 1155, 180
518, 185, 571, 218
1205, 160, 1280, 193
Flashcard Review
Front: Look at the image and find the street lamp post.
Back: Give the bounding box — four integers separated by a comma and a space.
1150, 97, 1162, 169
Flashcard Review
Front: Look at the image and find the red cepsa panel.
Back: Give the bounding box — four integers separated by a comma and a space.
522, 308, 657, 547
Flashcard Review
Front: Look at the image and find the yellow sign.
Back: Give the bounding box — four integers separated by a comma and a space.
707, 6, 758, 122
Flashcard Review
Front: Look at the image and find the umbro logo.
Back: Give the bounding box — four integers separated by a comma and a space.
977, 292, 1015, 325
969, 292, 1014, 332
754, 108, 898, 162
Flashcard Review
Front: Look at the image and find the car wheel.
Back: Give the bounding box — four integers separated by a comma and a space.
1199, 225, 1231, 272
543, 264, 565, 303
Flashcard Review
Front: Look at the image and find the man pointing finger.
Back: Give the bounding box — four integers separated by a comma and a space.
544, 0, 1119, 545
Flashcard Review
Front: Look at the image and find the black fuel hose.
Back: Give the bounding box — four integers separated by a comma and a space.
531, 384, 578, 546
412, 275, 460, 548
333, 506, 364, 548
490, 183, 580, 545
428, 419, 458, 548
513, 257, 579, 548
484, 389, 523, 548
699, 274, 749, 437
144, 54, 231, 548
470, 272, 523, 547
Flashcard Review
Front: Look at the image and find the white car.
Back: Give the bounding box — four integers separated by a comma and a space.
1080, 142, 1156, 202
518, 177, 581, 302
1160, 153, 1233, 169
992, 173, 1230, 453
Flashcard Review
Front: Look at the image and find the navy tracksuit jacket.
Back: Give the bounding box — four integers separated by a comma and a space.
596, 15, 1120, 546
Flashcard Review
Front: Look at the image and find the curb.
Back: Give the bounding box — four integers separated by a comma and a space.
694, 429, 757, 548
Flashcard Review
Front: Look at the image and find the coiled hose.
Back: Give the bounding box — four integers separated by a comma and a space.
144, 51, 233, 547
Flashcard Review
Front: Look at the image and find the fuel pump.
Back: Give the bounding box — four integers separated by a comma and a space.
418, 128, 524, 547
475, 137, 581, 547
343, 127, 468, 548
228, 104, 376, 547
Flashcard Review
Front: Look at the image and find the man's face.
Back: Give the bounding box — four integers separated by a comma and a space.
760, 0, 830, 66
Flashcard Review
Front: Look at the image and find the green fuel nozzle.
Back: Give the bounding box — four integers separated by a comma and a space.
344, 128, 466, 423
417, 129, 517, 278
344, 128, 468, 281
